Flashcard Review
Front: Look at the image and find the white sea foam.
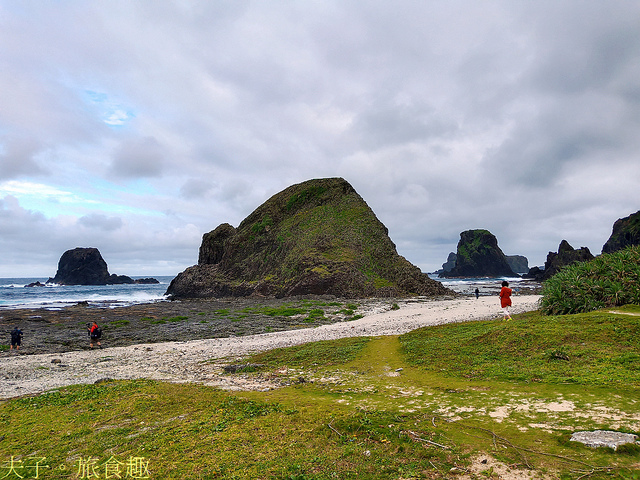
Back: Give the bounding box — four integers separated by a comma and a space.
0, 276, 173, 309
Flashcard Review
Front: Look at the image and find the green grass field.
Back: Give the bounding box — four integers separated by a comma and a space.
2, 306, 640, 479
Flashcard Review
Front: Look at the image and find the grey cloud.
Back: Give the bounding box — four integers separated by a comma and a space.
109, 137, 165, 179
179, 179, 214, 199
78, 213, 123, 231
0, 138, 48, 179
351, 100, 458, 149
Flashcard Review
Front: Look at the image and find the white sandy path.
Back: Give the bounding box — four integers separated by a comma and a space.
1, 295, 541, 399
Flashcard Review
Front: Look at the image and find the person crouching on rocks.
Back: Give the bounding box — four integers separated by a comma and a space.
10, 327, 23, 351
499, 280, 513, 321
88, 321, 102, 349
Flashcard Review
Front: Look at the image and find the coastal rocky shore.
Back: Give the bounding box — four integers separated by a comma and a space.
1, 296, 408, 356
0, 295, 542, 399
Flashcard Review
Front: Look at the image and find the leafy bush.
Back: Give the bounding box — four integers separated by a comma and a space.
540, 245, 640, 315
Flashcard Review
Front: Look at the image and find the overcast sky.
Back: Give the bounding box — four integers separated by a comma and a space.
1, 1, 639, 278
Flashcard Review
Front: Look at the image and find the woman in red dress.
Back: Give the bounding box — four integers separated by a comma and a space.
499, 280, 512, 320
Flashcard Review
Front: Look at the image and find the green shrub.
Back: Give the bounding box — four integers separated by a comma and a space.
540, 245, 640, 315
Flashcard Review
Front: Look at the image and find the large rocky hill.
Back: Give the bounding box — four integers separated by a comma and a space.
166, 178, 452, 299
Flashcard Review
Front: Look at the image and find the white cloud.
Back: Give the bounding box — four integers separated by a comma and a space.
0, 180, 74, 199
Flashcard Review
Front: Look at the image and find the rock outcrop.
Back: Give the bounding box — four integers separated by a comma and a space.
524, 240, 594, 281
48, 247, 158, 285
602, 210, 640, 254
167, 177, 453, 299
506, 255, 529, 274
440, 252, 457, 274
439, 229, 518, 278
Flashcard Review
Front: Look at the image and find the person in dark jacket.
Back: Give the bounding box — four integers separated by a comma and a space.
10, 327, 23, 350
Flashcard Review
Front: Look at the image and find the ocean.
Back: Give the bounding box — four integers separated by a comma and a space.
0, 276, 175, 309
428, 274, 538, 296
0, 275, 538, 310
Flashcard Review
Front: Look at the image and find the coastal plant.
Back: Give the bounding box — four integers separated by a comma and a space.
540, 245, 640, 315
108, 320, 130, 327
304, 308, 326, 322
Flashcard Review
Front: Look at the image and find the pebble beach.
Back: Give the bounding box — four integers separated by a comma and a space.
1, 294, 542, 399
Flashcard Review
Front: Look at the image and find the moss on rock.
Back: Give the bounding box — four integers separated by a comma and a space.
167, 178, 452, 299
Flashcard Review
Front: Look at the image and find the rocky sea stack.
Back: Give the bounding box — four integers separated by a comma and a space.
439, 229, 517, 278
48, 247, 158, 285
602, 210, 640, 254
524, 240, 594, 281
167, 178, 452, 299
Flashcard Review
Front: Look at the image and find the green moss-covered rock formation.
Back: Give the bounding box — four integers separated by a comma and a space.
439, 229, 517, 278
166, 178, 453, 299
602, 210, 640, 254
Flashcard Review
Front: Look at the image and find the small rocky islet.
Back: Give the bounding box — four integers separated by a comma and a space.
45, 247, 159, 286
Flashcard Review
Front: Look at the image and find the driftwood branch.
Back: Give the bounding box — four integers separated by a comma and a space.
404, 430, 449, 449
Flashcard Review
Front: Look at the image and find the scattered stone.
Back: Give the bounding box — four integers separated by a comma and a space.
94, 378, 113, 384
51, 359, 62, 364
223, 364, 263, 374
570, 430, 638, 450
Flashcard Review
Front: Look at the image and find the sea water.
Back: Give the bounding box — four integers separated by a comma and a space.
0, 276, 175, 309
428, 274, 537, 296
0, 275, 537, 310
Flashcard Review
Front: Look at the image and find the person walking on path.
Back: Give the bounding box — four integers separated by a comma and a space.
88, 321, 102, 349
499, 281, 512, 320
10, 327, 23, 351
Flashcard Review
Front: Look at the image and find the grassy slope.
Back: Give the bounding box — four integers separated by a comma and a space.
2, 307, 640, 479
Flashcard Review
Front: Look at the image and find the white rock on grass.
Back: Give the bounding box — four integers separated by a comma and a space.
570, 430, 639, 450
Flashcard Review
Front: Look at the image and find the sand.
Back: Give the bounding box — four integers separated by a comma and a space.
1, 295, 541, 399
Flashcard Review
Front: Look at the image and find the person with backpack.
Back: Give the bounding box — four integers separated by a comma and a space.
10, 327, 23, 351
88, 321, 102, 348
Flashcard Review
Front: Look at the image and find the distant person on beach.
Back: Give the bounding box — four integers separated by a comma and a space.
88, 321, 102, 349
475, 288, 480, 299
499, 281, 512, 320
10, 327, 23, 350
